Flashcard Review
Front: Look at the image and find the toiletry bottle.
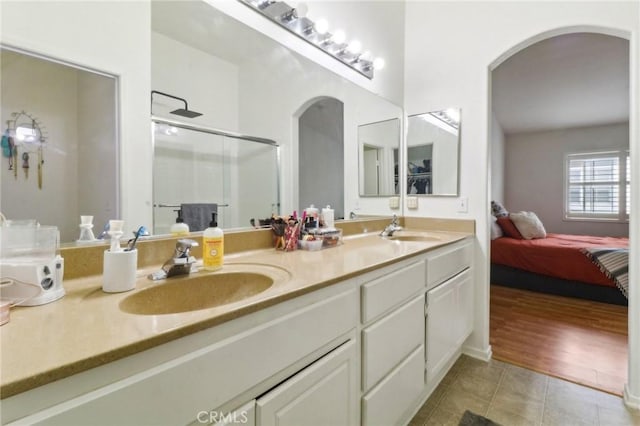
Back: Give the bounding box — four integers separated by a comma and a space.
203, 212, 223, 271
170, 210, 190, 236
322, 205, 335, 229
305, 204, 319, 228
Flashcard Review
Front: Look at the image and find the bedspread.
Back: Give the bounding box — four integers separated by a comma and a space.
491, 233, 629, 287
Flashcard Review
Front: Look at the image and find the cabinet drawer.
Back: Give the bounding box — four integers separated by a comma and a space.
362, 295, 424, 391
362, 345, 425, 426
361, 261, 425, 323
426, 240, 472, 290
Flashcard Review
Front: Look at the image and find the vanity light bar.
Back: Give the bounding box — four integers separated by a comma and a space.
240, 0, 380, 79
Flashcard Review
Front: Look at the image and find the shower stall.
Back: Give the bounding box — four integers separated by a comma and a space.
151, 117, 280, 234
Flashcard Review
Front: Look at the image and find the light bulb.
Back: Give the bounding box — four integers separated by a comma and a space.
295, 2, 308, 18
373, 57, 385, 70
332, 30, 346, 45
445, 108, 460, 123
347, 40, 362, 54
359, 51, 372, 62
314, 18, 329, 35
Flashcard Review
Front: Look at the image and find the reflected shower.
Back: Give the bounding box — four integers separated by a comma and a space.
151, 90, 203, 118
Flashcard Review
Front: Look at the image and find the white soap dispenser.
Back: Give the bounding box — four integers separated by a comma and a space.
170, 209, 190, 236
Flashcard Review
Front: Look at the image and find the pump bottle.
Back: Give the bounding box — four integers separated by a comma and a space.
170, 210, 190, 236
203, 212, 224, 271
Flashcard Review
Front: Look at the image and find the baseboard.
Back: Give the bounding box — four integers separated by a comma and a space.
624, 385, 640, 410
462, 344, 492, 362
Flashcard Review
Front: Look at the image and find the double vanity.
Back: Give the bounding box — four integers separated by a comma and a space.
1, 218, 475, 425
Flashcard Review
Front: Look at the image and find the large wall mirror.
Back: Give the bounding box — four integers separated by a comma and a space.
151, 1, 403, 228
0, 46, 119, 243
358, 118, 400, 196
406, 109, 461, 196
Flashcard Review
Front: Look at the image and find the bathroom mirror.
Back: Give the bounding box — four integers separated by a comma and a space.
0, 46, 119, 243
406, 109, 461, 196
358, 118, 400, 196
151, 1, 403, 227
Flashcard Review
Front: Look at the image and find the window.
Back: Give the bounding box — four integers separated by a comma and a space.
566, 151, 630, 221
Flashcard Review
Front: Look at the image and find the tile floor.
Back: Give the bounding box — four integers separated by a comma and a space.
410, 355, 640, 426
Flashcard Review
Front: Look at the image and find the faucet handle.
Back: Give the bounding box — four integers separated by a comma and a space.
175, 239, 199, 258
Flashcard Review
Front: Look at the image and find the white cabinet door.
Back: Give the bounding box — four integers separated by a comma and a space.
426, 268, 473, 383
426, 276, 457, 383
455, 269, 474, 346
256, 340, 358, 426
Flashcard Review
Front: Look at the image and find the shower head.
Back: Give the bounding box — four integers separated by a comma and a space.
151, 90, 203, 119
170, 108, 203, 118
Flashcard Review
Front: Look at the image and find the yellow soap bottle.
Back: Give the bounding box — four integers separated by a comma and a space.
203, 212, 223, 271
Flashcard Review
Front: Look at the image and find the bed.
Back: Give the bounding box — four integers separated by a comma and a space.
491, 233, 629, 305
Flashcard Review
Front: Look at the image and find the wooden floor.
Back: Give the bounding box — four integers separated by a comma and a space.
490, 285, 628, 396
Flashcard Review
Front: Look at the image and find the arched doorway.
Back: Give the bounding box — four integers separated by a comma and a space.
487, 26, 637, 407
297, 97, 344, 219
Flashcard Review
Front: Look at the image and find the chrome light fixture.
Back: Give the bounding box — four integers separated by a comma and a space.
240, 0, 384, 79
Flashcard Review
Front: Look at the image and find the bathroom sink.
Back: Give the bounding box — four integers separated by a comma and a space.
120, 270, 277, 315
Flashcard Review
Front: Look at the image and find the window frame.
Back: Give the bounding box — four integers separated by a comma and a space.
564, 150, 630, 223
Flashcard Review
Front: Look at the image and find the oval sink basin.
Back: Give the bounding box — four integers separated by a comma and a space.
120, 272, 274, 315
386, 235, 442, 242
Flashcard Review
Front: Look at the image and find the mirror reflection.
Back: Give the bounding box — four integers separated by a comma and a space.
152, 1, 403, 229
358, 118, 400, 197
407, 109, 460, 196
0, 47, 118, 243
152, 118, 279, 234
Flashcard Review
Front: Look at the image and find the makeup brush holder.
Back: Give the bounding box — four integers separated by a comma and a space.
102, 249, 138, 293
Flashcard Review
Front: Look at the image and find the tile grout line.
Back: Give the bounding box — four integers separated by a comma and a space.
484, 364, 506, 417
538, 376, 550, 426
427, 356, 468, 424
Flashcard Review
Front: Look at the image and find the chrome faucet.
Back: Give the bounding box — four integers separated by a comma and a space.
380, 215, 403, 237
148, 239, 199, 280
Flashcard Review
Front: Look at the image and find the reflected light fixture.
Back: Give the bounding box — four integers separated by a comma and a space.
428, 109, 460, 129
240, 0, 384, 79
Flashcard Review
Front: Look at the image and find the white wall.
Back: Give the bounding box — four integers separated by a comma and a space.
490, 114, 505, 203
151, 32, 239, 131
1, 0, 151, 236
505, 123, 629, 237
404, 1, 639, 384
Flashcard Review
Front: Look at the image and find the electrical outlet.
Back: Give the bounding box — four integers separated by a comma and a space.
407, 196, 418, 209
457, 197, 468, 213
389, 196, 400, 209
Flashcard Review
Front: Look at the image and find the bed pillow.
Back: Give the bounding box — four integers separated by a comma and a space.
490, 216, 503, 240
510, 211, 547, 240
491, 200, 509, 218
496, 216, 523, 239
